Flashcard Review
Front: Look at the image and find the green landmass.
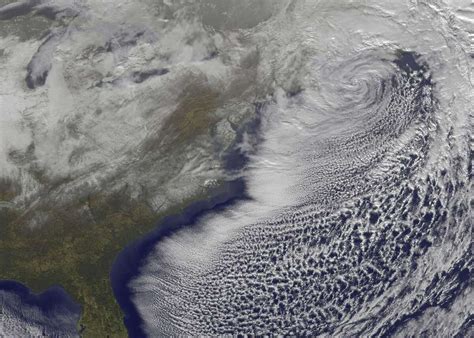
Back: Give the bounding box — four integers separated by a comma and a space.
0, 80, 230, 336
0, 6, 249, 333
0, 184, 214, 336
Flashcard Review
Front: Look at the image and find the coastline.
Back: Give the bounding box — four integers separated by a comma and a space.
0, 103, 264, 337
0, 280, 81, 335
110, 179, 249, 337
0, 181, 249, 337
109, 102, 264, 337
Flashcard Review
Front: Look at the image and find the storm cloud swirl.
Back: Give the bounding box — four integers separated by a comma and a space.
129, 0, 473, 336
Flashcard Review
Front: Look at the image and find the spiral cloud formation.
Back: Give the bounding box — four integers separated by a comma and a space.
130, 0, 473, 336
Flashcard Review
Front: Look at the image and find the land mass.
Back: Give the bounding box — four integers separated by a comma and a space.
0, 2, 260, 335
0, 181, 223, 336
0, 94, 256, 336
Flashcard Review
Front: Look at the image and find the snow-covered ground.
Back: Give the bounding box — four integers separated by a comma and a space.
0, 0, 270, 220
0, 0, 472, 336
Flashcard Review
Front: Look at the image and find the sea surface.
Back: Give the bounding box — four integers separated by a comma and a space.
0, 281, 81, 336
0, 0, 472, 336
110, 179, 248, 337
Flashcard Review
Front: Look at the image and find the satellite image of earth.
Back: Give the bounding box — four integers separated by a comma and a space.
0, 0, 472, 337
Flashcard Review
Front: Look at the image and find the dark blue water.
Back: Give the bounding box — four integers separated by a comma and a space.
0, 280, 81, 334
0, 102, 263, 337
110, 180, 249, 337
0, 280, 81, 314
110, 105, 264, 337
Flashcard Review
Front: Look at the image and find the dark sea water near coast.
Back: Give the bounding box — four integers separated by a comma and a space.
0, 280, 81, 334
110, 179, 249, 337
0, 104, 262, 337
0, 181, 249, 338
110, 107, 263, 337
